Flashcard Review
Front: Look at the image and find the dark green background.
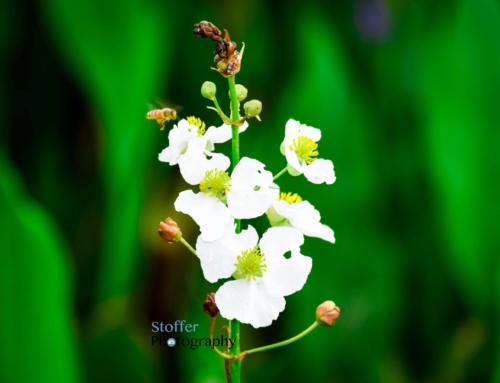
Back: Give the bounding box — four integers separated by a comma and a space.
0, 0, 498, 382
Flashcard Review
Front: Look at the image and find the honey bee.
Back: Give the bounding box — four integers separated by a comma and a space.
145, 102, 182, 130
146, 108, 178, 130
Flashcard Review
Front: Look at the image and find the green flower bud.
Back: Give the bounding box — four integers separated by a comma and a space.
243, 99, 262, 118
235, 84, 248, 101
201, 81, 216, 100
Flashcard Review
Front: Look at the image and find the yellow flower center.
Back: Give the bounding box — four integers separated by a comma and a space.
187, 116, 206, 135
278, 192, 302, 204
234, 249, 267, 281
289, 136, 318, 164
200, 169, 231, 197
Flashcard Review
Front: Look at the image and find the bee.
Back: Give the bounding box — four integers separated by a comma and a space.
145, 108, 178, 130
145, 102, 182, 130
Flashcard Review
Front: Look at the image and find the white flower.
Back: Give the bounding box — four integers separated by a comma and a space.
282, 119, 336, 185
266, 192, 335, 243
175, 191, 232, 242
178, 137, 231, 185
159, 118, 248, 170
174, 157, 279, 242
204, 121, 249, 151
196, 225, 312, 328
158, 119, 199, 165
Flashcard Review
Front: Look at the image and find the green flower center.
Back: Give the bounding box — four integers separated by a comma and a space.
200, 169, 231, 197
187, 116, 206, 135
234, 249, 267, 281
290, 136, 318, 164
278, 192, 302, 204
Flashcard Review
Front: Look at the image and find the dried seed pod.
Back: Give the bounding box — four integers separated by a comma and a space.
203, 293, 219, 317
193, 21, 222, 42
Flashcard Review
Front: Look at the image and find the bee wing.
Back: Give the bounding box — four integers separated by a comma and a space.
145, 103, 154, 110
155, 98, 183, 112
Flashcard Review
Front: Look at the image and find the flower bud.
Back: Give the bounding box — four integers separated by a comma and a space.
158, 217, 182, 244
229, 84, 248, 101
243, 99, 262, 118
201, 81, 217, 100
316, 301, 341, 326
203, 293, 219, 317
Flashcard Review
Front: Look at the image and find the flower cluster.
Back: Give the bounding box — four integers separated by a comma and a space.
158, 114, 336, 328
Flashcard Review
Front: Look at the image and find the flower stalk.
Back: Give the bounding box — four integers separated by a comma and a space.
179, 237, 197, 256
228, 73, 242, 383
212, 96, 231, 123
273, 166, 288, 181
245, 321, 319, 356
228, 76, 241, 171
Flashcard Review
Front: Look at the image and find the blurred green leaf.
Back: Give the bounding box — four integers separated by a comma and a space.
0, 155, 81, 383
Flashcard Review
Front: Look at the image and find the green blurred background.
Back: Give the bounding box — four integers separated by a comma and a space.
1, 0, 498, 382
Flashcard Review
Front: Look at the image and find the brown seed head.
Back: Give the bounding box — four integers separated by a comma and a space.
316, 301, 342, 326
193, 21, 243, 78
158, 217, 182, 244
193, 21, 222, 42
203, 293, 219, 317
214, 50, 241, 78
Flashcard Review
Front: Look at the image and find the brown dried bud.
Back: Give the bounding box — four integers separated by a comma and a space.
213, 50, 242, 78
316, 301, 342, 326
203, 293, 219, 317
158, 217, 182, 244
193, 21, 222, 42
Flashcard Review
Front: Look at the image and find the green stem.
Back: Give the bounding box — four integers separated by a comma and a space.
229, 319, 241, 381
228, 76, 241, 172
228, 76, 241, 233
210, 317, 234, 360
228, 74, 242, 383
273, 166, 288, 181
178, 237, 196, 256
245, 322, 319, 355
213, 96, 231, 122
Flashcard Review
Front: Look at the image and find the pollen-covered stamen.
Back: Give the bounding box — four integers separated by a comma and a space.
187, 116, 206, 135
234, 249, 267, 281
289, 136, 318, 164
278, 192, 302, 204
200, 169, 231, 197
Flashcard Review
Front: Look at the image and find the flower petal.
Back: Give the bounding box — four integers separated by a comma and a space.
158, 119, 199, 165
303, 159, 336, 185
259, 227, 311, 297
284, 118, 300, 138
178, 137, 230, 185
297, 125, 321, 142
196, 224, 259, 283
174, 190, 230, 242
273, 200, 335, 243
285, 118, 321, 142
264, 247, 312, 297
284, 146, 304, 175
227, 157, 279, 219
215, 279, 286, 328
204, 121, 249, 144
260, 226, 304, 260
